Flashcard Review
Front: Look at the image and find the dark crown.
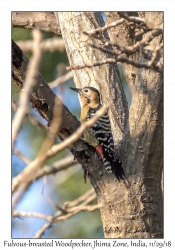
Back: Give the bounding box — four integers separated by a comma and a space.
84, 87, 100, 96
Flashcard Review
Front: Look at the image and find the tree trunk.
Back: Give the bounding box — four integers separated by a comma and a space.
106, 12, 163, 238
56, 12, 163, 238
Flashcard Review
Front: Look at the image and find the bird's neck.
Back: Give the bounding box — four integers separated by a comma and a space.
80, 102, 100, 122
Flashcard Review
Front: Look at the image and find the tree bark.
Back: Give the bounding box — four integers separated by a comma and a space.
56, 12, 163, 238
105, 12, 139, 95
105, 12, 163, 238
12, 12, 61, 34
56, 12, 130, 238
56, 12, 128, 143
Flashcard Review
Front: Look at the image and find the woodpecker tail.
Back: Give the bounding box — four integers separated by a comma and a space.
111, 159, 125, 181
104, 158, 125, 181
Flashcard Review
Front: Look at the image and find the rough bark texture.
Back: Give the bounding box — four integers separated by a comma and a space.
105, 12, 163, 238
56, 12, 163, 238
56, 12, 128, 144
105, 12, 139, 95
12, 12, 61, 34
57, 12, 130, 238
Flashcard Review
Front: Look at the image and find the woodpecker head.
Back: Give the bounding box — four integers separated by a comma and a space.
70, 86, 101, 108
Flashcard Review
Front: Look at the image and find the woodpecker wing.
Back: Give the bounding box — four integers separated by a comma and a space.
87, 106, 125, 180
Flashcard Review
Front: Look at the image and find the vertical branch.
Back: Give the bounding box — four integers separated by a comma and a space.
56, 11, 131, 239
103, 12, 163, 238
56, 12, 128, 145
105, 12, 139, 95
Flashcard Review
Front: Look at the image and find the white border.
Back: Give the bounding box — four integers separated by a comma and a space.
1, 1, 174, 248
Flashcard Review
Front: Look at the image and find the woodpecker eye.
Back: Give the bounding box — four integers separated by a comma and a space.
84, 89, 88, 93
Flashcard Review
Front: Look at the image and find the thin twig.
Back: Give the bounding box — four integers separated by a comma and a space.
148, 43, 163, 67
66, 58, 117, 71
13, 148, 77, 177
118, 12, 162, 31
12, 101, 47, 130
68, 40, 163, 73
12, 184, 28, 208
64, 188, 94, 208
35, 155, 77, 179
79, 193, 97, 206
49, 71, 73, 88
12, 148, 31, 165
16, 38, 65, 53
13, 210, 52, 221
33, 203, 101, 238
41, 176, 67, 213
67, 203, 101, 213
32, 191, 99, 238
33, 211, 60, 238
13, 205, 100, 222
84, 18, 125, 37
103, 28, 163, 56
12, 30, 42, 146
91, 42, 163, 72
68, 55, 162, 72
13, 186, 98, 238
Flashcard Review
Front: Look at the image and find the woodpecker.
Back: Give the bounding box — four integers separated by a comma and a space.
70, 86, 125, 181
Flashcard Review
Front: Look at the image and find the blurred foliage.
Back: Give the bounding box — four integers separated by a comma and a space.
12, 26, 103, 239
12, 28, 69, 84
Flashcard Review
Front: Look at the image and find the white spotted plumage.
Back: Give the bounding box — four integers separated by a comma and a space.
70, 86, 125, 180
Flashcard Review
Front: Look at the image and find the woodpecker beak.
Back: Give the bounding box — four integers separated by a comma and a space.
70, 87, 81, 94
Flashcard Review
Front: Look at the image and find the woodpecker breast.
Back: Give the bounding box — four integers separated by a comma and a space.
83, 105, 112, 148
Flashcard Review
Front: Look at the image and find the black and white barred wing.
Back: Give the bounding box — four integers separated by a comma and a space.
87, 107, 125, 180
